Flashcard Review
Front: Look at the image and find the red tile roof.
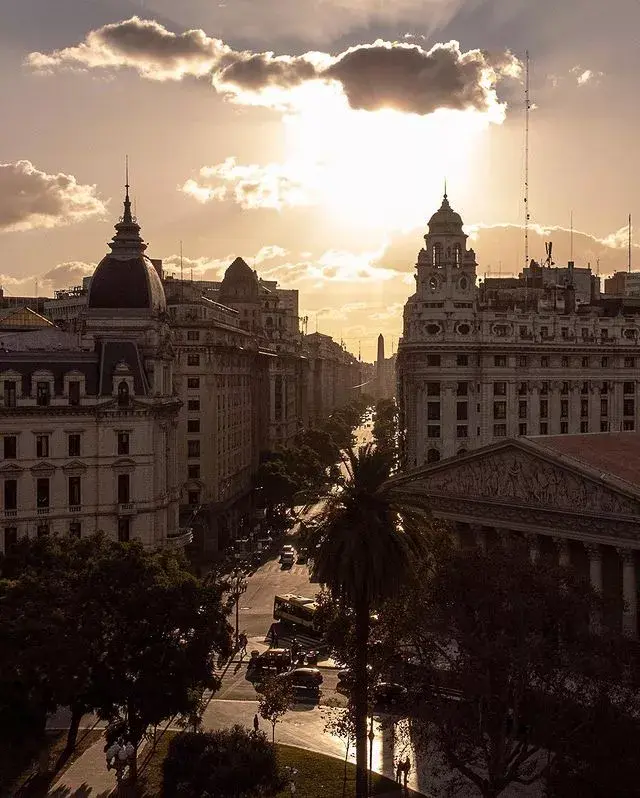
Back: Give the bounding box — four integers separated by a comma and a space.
529, 432, 640, 490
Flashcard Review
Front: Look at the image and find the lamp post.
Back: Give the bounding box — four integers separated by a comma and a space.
368, 716, 375, 796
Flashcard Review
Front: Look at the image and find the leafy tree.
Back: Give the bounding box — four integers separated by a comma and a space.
372, 399, 398, 457
255, 457, 299, 510
258, 675, 296, 743
294, 428, 340, 469
163, 725, 285, 798
323, 703, 357, 798
308, 443, 435, 798
404, 545, 620, 798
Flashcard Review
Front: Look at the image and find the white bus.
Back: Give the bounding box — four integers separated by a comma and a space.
273, 594, 322, 635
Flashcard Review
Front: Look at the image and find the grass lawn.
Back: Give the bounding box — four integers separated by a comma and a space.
1, 727, 103, 798
136, 731, 422, 797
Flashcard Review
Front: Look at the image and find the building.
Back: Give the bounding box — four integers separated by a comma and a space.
373, 334, 397, 400
604, 271, 640, 297
397, 192, 640, 468
0, 187, 185, 554
387, 433, 640, 639
44, 285, 88, 332
304, 332, 362, 421
0, 288, 47, 315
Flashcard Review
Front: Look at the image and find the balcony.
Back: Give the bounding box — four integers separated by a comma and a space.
69, 505, 82, 513
166, 527, 194, 548
4, 509, 17, 518
37, 507, 50, 515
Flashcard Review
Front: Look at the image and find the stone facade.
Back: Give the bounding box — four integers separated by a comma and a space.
397, 193, 640, 468
304, 332, 363, 422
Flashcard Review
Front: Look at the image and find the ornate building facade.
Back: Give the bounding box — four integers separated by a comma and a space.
397, 193, 640, 468
0, 188, 185, 553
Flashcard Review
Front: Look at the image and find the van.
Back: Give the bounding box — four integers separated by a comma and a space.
280, 551, 295, 568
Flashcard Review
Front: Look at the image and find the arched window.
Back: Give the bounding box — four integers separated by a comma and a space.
117, 380, 130, 407
432, 243, 442, 267
426, 448, 440, 464
455, 244, 462, 266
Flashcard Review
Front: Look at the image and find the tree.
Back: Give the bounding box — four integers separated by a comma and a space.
258, 675, 296, 744
308, 443, 435, 798
323, 703, 357, 798
163, 725, 285, 798
404, 545, 620, 798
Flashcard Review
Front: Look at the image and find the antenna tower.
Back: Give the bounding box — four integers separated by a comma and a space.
629, 214, 632, 273
570, 211, 574, 260
524, 50, 531, 271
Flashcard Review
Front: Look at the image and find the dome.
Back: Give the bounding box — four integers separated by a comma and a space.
220, 257, 259, 302
427, 193, 464, 235
87, 186, 166, 313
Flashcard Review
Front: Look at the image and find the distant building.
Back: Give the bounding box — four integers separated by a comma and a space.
304, 332, 362, 421
374, 334, 396, 400
604, 271, 640, 297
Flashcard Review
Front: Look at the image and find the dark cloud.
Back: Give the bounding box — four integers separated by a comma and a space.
29, 17, 519, 117
0, 160, 106, 234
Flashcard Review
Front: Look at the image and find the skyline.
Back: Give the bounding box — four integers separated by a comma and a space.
2, 0, 640, 360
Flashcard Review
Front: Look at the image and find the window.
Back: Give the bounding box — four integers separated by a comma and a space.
623, 420, 635, 431
581, 328, 589, 339
68, 476, 81, 507
117, 517, 130, 543
601, 357, 608, 368
456, 425, 468, 438
518, 400, 527, 419
4, 527, 17, 552
188, 464, 200, 479
581, 381, 589, 394
117, 381, 130, 407
187, 419, 200, 433
625, 357, 635, 368
518, 382, 527, 395
581, 356, 589, 368
456, 354, 468, 366
427, 402, 440, 421
426, 355, 440, 367
561, 327, 569, 339
187, 330, 200, 341
117, 432, 129, 456
624, 382, 635, 395
540, 382, 549, 395
561, 356, 569, 368
36, 382, 50, 407
493, 424, 507, 437
601, 381, 609, 394
518, 423, 527, 436
4, 380, 16, 407
187, 378, 200, 389
540, 400, 548, 418
541, 356, 549, 367
581, 399, 589, 417
456, 382, 468, 396
518, 355, 528, 367
68, 381, 80, 406
187, 399, 200, 411
457, 402, 468, 421
560, 422, 569, 434
68, 434, 81, 457
188, 490, 200, 505
427, 425, 440, 439
36, 435, 49, 458
561, 400, 569, 418
187, 354, 200, 367
4, 480, 17, 511
601, 329, 609, 339
36, 478, 49, 508
426, 449, 440, 463
541, 327, 549, 339
601, 399, 608, 415
624, 398, 635, 416
600, 420, 609, 432
493, 401, 506, 419
117, 474, 130, 504
494, 355, 507, 367
561, 382, 569, 395
3, 436, 16, 459
426, 383, 440, 396
494, 382, 506, 396
69, 521, 81, 539
580, 421, 589, 433
188, 440, 201, 458
36, 524, 49, 538
539, 422, 548, 435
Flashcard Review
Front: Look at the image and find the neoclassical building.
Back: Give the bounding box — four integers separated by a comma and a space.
397, 193, 640, 468
387, 433, 640, 638
0, 187, 185, 552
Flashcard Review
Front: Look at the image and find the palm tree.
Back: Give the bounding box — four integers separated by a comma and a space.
311, 443, 434, 798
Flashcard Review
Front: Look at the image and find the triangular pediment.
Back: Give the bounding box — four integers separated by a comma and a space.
0, 462, 23, 475
62, 460, 88, 473
388, 440, 640, 519
30, 461, 56, 474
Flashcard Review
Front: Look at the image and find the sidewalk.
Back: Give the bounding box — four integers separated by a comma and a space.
48, 734, 114, 797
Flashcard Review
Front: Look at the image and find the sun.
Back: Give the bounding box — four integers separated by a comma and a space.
281, 81, 493, 232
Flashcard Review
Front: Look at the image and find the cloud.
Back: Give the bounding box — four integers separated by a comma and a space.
0, 261, 95, 297
181, 159, 310, 210
571, 66, 604, 86
28, 17, 520, 118
0, 161, 106, 234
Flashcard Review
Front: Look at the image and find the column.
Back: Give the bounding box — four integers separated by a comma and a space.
525, 532, 540, 564
569, 383, 581, 434
471, 523, 486, 553
497, 529, 511, 549
617, 548, 638, 639
585, 543, 603, 632
553, 537, 570, 568
529, 383, 540, 436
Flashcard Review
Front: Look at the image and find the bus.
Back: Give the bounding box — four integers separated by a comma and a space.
273, 594, 322, 635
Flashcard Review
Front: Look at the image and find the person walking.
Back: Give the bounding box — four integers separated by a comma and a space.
253, 714, 260, 734
239, 632, 248, 656
395, 760, 402, 783
402, 755, 411, 789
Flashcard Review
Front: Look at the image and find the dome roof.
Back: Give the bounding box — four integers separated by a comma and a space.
87, 186, 166, 313
427, 193, 464, 235
220, 257, 259, 302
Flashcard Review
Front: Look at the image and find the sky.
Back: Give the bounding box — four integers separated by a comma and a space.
2, 0, 640, 360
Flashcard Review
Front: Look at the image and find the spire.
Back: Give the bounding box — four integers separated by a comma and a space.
444, 177, 447, 201
123, 155, 133, 224
107, 158, 147, 261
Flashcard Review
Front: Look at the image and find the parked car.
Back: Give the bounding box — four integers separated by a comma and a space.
286, 667, 323, 689
280, 552, 295, 568
372, 682, 408, 710
247, 648, 292, 681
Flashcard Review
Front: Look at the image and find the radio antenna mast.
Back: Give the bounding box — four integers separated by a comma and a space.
629, 214, 632, 273
524, 50, 531, 272
570, 211, 574, 260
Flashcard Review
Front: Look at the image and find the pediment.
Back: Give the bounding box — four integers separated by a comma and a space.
62, 460, 88, 473
30, 461, 56, 475
0, 462, 23, 475
112, 457, 136, 469
390, 441, 640, 519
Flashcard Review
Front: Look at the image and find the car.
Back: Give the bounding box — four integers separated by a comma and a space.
372, 682, 408, 710
280, 552, 295, 568
286, 667, 323, 689
247, 648, 292, 682
281, 544, 295, 556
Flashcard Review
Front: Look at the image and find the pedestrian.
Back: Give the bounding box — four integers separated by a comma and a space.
395, 760, 402, 783
402, 755, 411, 788
290, 636, 299, 660
239, 632, 248, 656
253, 713, 259, 734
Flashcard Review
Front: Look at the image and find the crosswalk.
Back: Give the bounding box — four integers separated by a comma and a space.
271, 629, 324, 655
